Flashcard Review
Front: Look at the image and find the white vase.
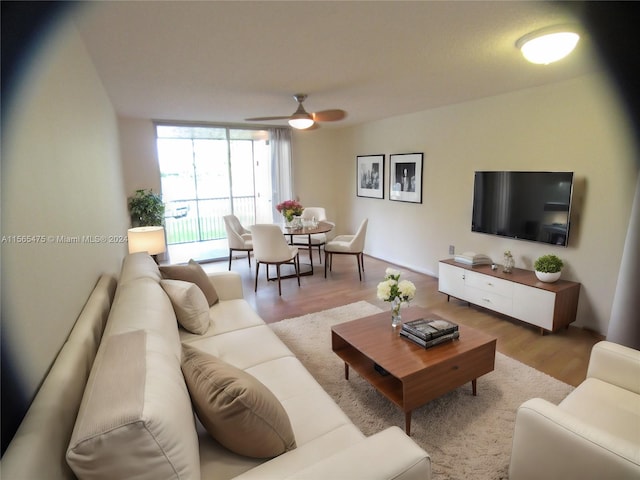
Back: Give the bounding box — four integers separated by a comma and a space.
535, 271, 561, 283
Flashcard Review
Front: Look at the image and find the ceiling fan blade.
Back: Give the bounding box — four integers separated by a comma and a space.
244, 115, 291, 121
312, 109, 347, 122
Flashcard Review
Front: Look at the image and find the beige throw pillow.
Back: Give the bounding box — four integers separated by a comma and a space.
160, 279, 211, 334
160, 259, 219, 306
181, 344, 296, 458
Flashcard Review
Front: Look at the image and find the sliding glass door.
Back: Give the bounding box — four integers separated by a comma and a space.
156, 125, 272, 247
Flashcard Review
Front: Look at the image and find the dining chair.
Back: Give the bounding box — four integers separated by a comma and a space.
291, 207, 334, 263
223, 214, 253, 271
324, 218, 368, 281
252, 224, 301, 295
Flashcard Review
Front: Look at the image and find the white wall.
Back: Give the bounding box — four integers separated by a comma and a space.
119, 116, 162, 197
291, 128, 350, 230
1, 21, 129, 419
293, 73, 637, 335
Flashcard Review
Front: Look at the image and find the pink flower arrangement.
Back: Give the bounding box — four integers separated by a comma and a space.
276, 200, 304, 222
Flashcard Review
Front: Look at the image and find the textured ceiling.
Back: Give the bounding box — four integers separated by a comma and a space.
73, 1, 602, 128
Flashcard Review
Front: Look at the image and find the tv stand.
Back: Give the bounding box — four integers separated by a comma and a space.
438, 259, 580, 334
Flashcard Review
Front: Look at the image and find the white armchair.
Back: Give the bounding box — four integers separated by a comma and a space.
223, 214, 253, 271
509, 340, 640, 480
324, 218, 368, 281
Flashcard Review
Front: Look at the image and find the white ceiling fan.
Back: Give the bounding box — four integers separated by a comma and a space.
245, 94, 346, 129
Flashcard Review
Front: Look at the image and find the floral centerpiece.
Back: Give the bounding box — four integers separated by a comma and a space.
376, 268, 416, 327
276, 199, 304, 223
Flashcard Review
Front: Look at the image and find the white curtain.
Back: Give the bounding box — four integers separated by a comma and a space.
607, 172, 640, 349
269, 127, 293, 221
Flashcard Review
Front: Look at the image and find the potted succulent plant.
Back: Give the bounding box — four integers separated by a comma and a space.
128, 189, 165, 227
534, 254, 564, 283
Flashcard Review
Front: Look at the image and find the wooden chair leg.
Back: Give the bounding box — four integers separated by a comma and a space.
360, 252, 364, 272
357, 253, 362, 281
247, 251, 251, 267
254, 262, 260, 292
266, 264, 272, 281
276, 264, 282, 296
228, 249, 233, 271
324, 251, 329, 277
295, 254, 300, 286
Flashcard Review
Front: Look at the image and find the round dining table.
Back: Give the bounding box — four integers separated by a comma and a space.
281, 220, 334, 275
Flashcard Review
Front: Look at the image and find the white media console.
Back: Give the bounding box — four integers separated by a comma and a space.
438, 258, 581, 334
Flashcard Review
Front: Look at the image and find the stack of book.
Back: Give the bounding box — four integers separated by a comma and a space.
400, 318, 459, 349
453, 252, 492, 266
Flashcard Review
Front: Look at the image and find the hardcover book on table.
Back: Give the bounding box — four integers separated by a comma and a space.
402, 318, 459, 341
400, 329, 460, 349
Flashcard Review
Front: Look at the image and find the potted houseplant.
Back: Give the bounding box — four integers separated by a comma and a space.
534, 254, 564, 283
128, 189, 165, 227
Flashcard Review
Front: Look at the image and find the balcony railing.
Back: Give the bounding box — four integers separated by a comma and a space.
164, 196, 255, 245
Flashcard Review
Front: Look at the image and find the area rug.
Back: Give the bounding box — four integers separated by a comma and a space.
269, 301, 574, 480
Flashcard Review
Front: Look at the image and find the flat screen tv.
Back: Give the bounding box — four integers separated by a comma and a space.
471, 171, 574, 247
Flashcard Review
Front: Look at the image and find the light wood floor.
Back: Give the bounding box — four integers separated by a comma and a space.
201, 251, 603, 387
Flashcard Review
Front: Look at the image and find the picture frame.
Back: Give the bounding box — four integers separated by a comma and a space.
389, 153, 423, 203
356, 154, 385, 199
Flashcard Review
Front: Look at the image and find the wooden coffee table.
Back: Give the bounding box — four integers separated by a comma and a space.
331, 307, 497, 435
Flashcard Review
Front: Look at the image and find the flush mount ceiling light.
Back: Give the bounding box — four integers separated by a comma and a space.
516, 25, 580, 65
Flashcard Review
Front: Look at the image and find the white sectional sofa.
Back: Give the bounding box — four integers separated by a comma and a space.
509, 340, 640, 479
2, 252, 430, 479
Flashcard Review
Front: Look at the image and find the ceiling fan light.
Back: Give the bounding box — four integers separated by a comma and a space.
516, 26, 580, 65
288, 116, 314, 129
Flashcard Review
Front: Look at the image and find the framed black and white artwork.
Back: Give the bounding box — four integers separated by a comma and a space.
356, 154, 385, 199
389, 153, 423, 203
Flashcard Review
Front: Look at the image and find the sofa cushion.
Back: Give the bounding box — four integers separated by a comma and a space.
181, 344, 296, 458
185, 325, 294, 371
66, 330, 200, 479
179, 299, 266, 344
105, 276, 182, 358
160, 259, 219, 306
161, 279, 211, 334
118, 251, 162, 285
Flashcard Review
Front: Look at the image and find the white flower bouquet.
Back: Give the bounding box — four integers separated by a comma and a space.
376, 268, 416, 305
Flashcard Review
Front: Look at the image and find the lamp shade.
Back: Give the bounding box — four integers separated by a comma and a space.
516, 26, 580, 65
127, 226, 166, 255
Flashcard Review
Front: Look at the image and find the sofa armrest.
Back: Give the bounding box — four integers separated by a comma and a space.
509, 398, 640, 480
283, 427, 430, 480
207, 271, 244, 301
587, 341, 640, 395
